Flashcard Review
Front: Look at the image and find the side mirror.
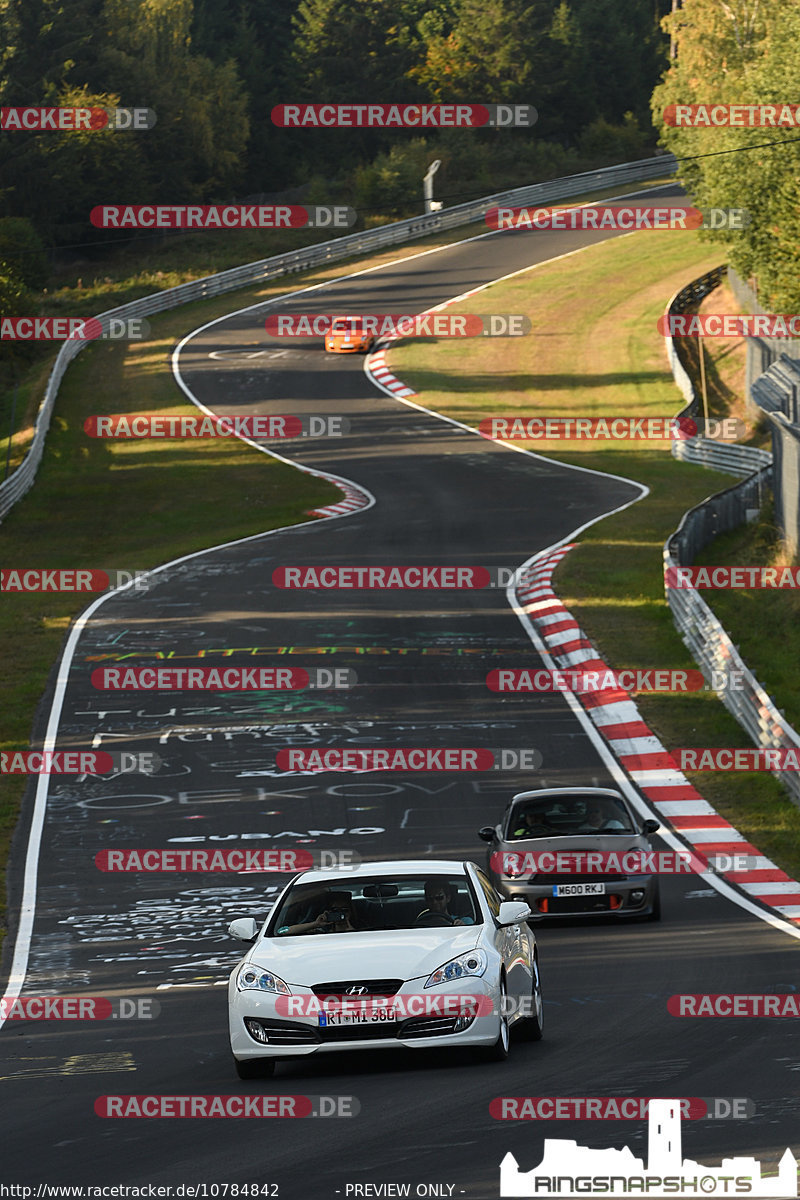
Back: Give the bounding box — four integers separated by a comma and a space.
497, 900, 532, 926
642, 819, 660, 835
478, 825, 496, 843
228, 917, 259, 942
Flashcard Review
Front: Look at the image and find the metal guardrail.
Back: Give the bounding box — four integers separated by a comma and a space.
752, 356, 800, 557
662, 269, 800, 806
0, 154, 676, 522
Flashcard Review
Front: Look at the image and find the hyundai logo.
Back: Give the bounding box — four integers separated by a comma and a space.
345, 985, 368, 995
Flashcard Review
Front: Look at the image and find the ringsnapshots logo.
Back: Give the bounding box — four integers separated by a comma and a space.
1, 568, 148, 593
90, 205, 355, 230
83, 414, 348, 439
271, 103, 537, 128
664, 103, 800, 127
265, 313, 530, 338
0, 317, 150, 341
498, 1098, 798, 1197
486, 205, 750, 231
0, 107, 156, 131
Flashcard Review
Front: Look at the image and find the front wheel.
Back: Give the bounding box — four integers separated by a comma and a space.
234, 1057, 276, 1080
482, 976, 510, 1062
517, 956, 544, 1041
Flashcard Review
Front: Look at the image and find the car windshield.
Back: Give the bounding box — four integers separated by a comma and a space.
269, 874, 481, 935
505, 794, 635, 839
332, 318, 361, 333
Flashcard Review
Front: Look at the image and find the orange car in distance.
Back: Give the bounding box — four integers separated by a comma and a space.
324, 316, 376, 353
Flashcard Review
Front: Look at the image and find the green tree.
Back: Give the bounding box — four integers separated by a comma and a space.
652, 0, 800, 309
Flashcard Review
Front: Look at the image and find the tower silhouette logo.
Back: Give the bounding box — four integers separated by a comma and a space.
500, 1099, 797, 1197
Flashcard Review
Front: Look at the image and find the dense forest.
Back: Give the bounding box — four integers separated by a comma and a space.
1, 0, 798, 309
654, 0, 800, 311
0, 0, 668, 248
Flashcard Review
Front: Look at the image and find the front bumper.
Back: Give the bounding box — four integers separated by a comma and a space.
229, 976, 503, 1060
497, 876, 658, 919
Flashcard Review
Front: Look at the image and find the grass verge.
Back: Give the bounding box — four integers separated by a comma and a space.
387, 228, 800, 883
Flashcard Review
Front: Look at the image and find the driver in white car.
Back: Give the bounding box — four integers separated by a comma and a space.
416, 880, 464, 926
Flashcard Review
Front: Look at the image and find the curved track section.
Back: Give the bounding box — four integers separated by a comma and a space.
2, 190, 799, 1193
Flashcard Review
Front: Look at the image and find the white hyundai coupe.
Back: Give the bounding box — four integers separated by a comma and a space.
227, 859, 543, 1077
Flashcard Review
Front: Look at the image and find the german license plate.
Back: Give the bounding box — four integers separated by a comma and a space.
319, 1007, 397, 1026
552, 883, 605, 897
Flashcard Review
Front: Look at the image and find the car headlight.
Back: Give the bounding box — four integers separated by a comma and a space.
236, 965, 291, 995
425, 948, 487, 988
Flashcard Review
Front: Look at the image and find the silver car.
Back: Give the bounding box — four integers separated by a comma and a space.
479, 787, 661, 921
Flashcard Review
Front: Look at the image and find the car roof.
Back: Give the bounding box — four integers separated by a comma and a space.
292, 859, 474, 886
510, 787, 626, 803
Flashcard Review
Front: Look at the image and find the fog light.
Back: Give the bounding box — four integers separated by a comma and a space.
453, 1012, 475, 1033
630, 890, 645, 903
244, 1018, 269, 1043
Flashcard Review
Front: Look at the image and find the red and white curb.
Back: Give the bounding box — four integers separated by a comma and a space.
366, 347, 419, 399
308, 472, 372, 518
514, 546, 800, 927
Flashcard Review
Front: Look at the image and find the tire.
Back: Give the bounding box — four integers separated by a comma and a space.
234, 1057, 276, 1080
518, 955, 544, 1041
483, 976, 510, 1062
